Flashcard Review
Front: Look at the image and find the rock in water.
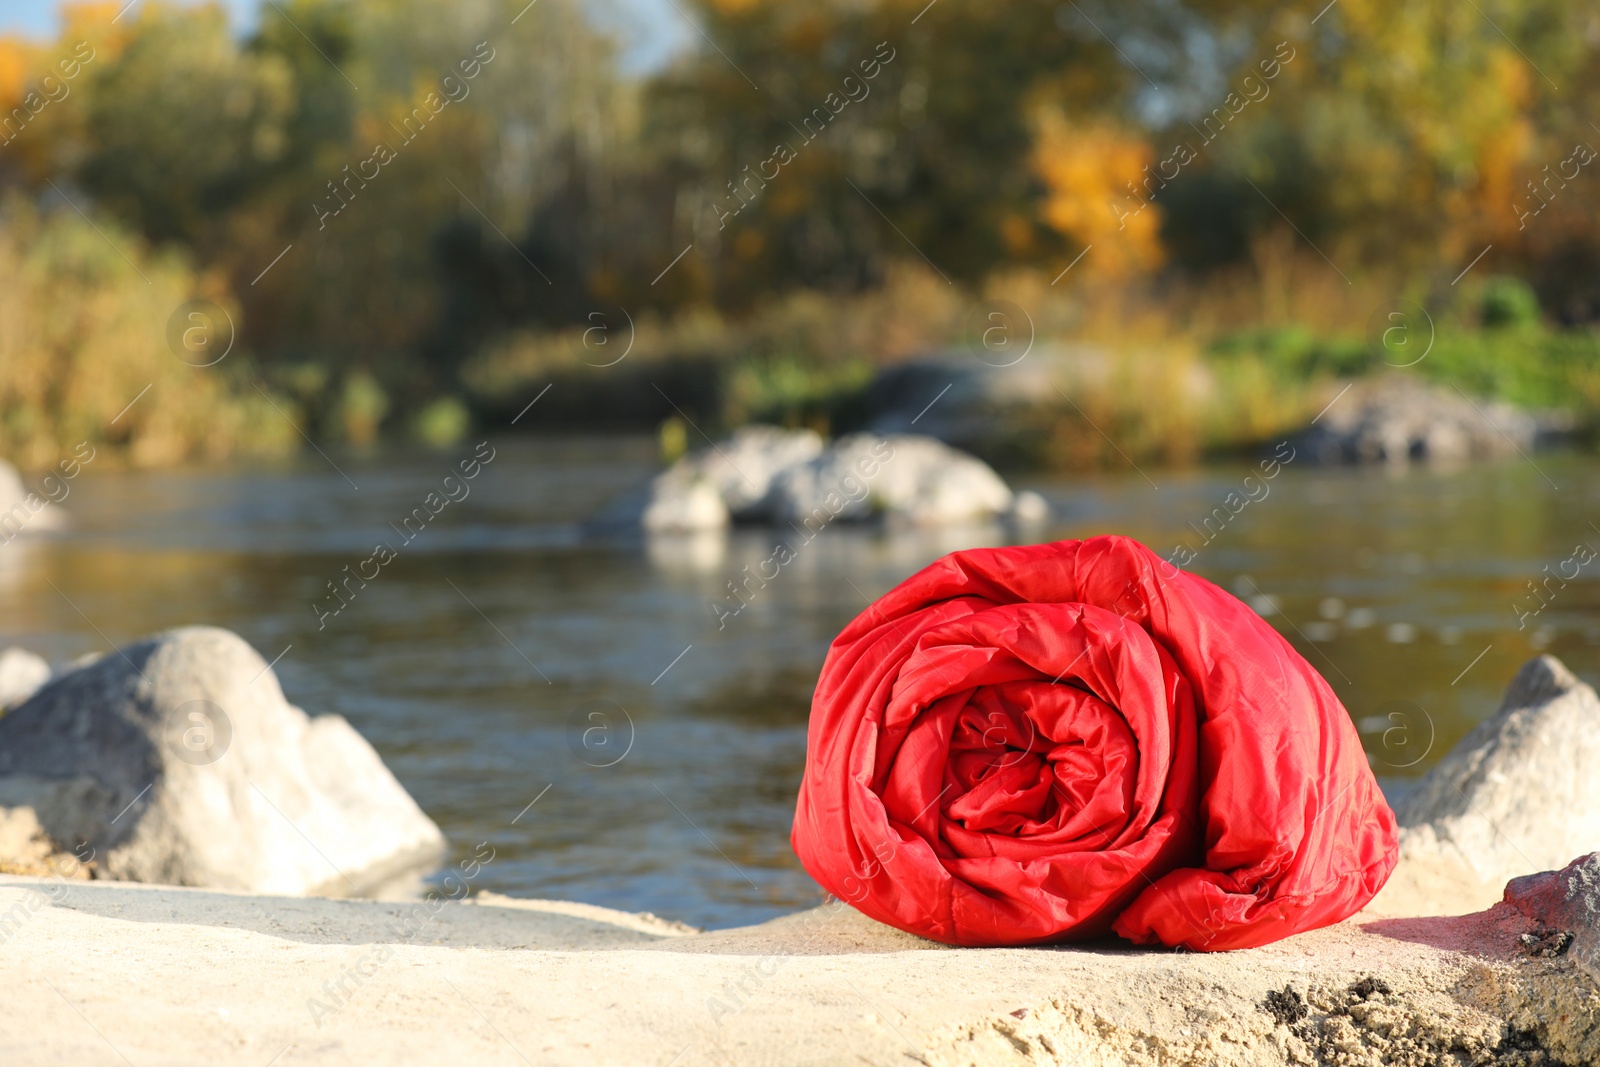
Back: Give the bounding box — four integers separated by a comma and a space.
0, 458, 66, 537
0, 626, 444, 895
627, 426, 1040, 531
770, 433, 1017, 527
1294, 376, 1557, 464
1373, 655, 1600, 915
640, 476, 729, 533
0, 648, 50, 709
1009, 489, 1052, 527
675, 425, 825, 519
639, 425, 822, 532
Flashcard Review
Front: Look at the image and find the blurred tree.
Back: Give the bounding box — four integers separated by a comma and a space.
76, 3, 298, 247
1156, 0, 1591, 286
5, 0, 1600, 458
643, 0, 1130, 304
1032, 110, 1163, 277
0, 196, 293, 465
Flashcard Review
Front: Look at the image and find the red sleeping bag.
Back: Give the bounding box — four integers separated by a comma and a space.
791, 535, 1398, 950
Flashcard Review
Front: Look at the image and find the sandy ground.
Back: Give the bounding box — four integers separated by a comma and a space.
2, 874, 1596, 1067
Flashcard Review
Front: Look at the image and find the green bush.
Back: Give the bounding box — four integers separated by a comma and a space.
1207, 326, 1369, 381
1479, 276, 1542, 330
411, 396, 471, 447
337, 371, 389, 446
1418, 328, 1600, 412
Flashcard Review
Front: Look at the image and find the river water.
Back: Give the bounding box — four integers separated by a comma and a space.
1, 436, 1593, 928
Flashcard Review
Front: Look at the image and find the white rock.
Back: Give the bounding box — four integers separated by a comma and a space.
0, 626, 444, 895
1373, 654, 1600, 916
0, 459, 65, 536
667, 425, 823, 519
1008, 489, 1051, 526
619, 427, 1025, 531
0, 648, 50, 708
635, 425, 826, 531
639, 476, 730, 533
770, 433, 1014, 527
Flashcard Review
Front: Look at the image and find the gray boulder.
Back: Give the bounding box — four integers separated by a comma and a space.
625, 425, 1044, 532
679, 424, 825, 518
865, 350, 1088, 445
1296, 376, 1563, 464
640, 425, 822, 532
770, 432, 1020, 527
1373, 655, 1600, 915
0, 626, 444, 895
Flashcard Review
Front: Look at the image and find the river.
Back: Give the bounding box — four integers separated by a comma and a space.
0, 436, 1591, 928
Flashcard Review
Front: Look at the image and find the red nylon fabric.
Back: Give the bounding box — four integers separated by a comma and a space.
791, 535, 1398, 950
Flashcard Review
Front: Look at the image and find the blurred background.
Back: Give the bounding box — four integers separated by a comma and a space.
1, 0, 1598, 927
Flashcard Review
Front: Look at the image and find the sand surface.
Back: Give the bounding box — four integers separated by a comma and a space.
2, 874, 1596, 1066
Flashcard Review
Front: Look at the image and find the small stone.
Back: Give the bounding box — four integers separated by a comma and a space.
1348, 976, 1392, 1000
1517, 927, 1574, 959
1261, 985, 1308, 1026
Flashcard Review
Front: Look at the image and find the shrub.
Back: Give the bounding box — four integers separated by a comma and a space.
0, 197, 295, 468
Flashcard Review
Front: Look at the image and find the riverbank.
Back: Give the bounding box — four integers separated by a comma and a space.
2, 873, 1594, 1067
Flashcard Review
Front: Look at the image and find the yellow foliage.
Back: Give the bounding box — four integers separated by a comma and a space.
0, 198, 296, 467
1464, 49, 1535, 243
0, 38, 35, 107
1031, 109, 1163, 279
60, 1, 137, 62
